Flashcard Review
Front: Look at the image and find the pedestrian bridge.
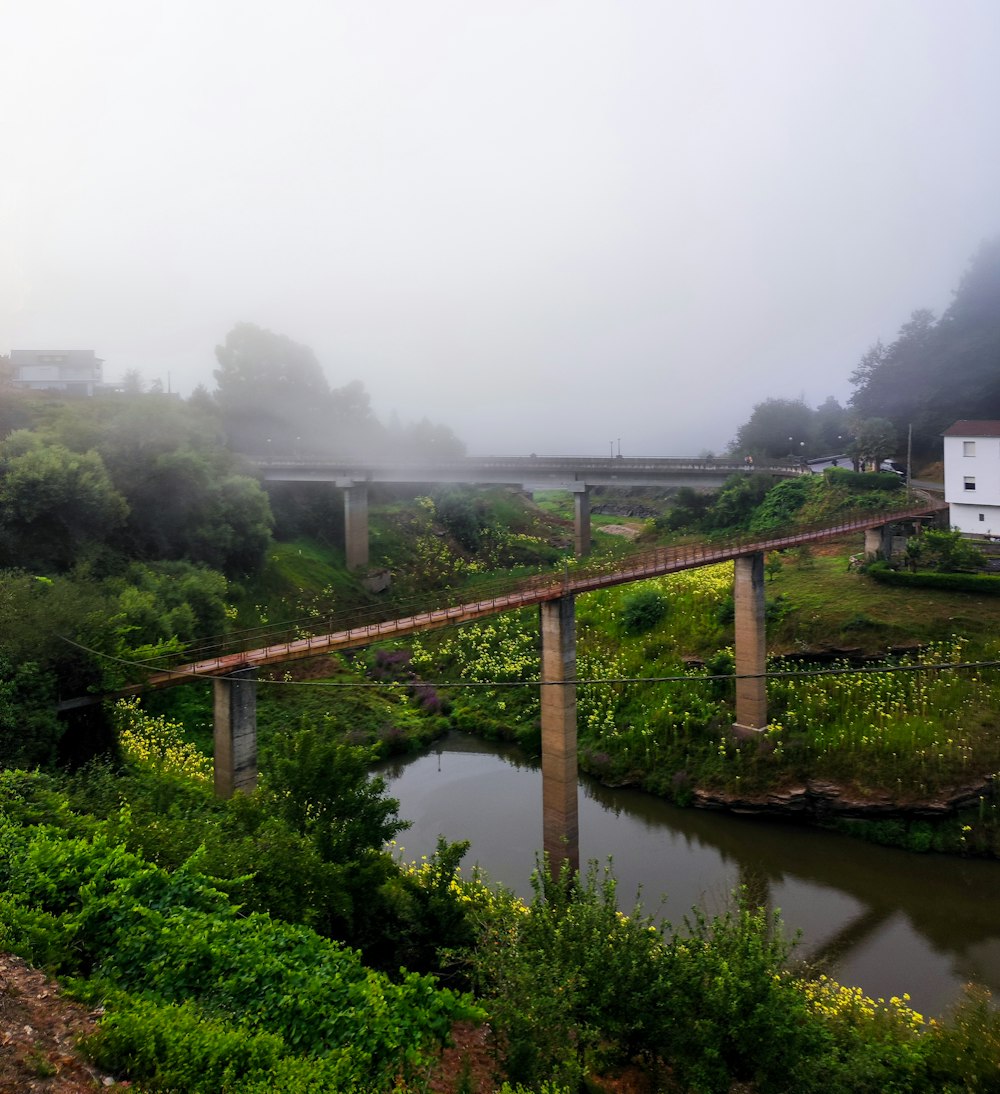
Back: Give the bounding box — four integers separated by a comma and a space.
71, 499, 945, 873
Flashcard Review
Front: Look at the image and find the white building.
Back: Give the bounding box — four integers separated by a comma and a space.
943, 420, 1000, 535
9, 350, 104, 395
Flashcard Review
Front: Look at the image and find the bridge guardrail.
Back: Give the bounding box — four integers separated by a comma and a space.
121, 500, 945, 688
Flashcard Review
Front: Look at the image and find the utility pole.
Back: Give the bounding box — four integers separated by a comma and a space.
906, 423, 913, 501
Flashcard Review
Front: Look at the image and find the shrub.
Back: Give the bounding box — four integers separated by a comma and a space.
748, 477, 817, 533
923, 984, 1000, 1090
904, 529, 986, 573
620, 588, 668, 634
0, 811, 480, 1090
867, 561, 1000, 595
467, 860, 667, 1088
824, 466, 904, 492
658, 903, 825, 1092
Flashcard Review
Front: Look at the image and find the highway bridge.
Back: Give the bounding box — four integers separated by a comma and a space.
254, 454, 809, 566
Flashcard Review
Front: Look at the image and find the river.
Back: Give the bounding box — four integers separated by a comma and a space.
380, 731, 1000, 1018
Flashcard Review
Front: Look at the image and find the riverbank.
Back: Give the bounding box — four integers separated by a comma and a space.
381, 732, 1000, 1019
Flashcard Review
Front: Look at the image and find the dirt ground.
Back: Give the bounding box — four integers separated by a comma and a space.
0, 952, 128, 1092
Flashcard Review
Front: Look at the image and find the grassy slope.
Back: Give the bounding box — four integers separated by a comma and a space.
765, 541, 1000, 653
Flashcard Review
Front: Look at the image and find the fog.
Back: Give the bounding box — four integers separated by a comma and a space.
3, 1, 999, 457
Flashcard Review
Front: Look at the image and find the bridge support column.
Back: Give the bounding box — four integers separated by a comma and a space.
864, 524, 893, 561
341, 482, 369, 571
540, 596, 580, 876
213, 667, 258, 798
572, 485, 591, 557
733, 552, 767, 734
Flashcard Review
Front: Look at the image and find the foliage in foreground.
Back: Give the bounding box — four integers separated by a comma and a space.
76, 706, 476, 976
0, 768, 480, 1092
466, 861, 1000, 1094
2, 755, 1000, 1092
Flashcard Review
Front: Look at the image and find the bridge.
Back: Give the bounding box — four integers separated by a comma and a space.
255, 454, 808, 566
73, 499, 945, 873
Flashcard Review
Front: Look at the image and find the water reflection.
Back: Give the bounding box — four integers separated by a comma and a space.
380, 732, 1000, 1016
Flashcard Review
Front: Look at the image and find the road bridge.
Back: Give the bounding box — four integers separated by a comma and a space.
255, 454, 808, 567
70, 500, 945, 873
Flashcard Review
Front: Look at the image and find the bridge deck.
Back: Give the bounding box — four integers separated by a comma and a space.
116, 502, 943, 694
256, 454, 809, 489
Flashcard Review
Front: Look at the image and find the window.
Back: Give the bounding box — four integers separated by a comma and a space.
964, 477, 976, 491
980, 513, 986, 522
964, 441, 976, 457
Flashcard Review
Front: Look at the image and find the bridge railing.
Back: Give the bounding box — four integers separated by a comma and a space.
125, 500, 945, 681
252, 454, 810, 476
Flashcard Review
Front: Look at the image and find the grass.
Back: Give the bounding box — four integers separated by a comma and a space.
233, 538, 378, 630
765, 540, 1000, 652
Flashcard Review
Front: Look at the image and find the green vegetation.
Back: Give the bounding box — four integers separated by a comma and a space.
3, 733, 1000, 1092
0, 763, 479, 1092
659, 468, 909, 539
8, 315, 1000, 1088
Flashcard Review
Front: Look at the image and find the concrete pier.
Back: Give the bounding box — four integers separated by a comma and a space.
342, 482, 370, 571
573, 486, 591, 557
213, 667, 258, 797
733, 552, 767, 734
539, 596, 580, 875
864, 524, 893, 561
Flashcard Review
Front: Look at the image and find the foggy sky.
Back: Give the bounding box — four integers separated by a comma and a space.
3, 1, 1000, 457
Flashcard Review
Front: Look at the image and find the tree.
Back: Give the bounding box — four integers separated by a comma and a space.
847, 237, 1000, 455
848, 417, 897, 470
385, 416, 467, 460
730, 398, 817, 459
260, 728, 409, 943
52, 397, 274, 575
0, 435, 128, 571
121, 369, 144, 394
849, 310, 937, 431
812, 395, 850, 453
214, 322, 333, 454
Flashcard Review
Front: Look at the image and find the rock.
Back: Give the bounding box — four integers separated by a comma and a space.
690, 778, 992, 822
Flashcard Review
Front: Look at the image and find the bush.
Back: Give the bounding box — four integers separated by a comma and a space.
748, 477, 817, 534
433, 489, 487, 551
824, 466, 904, 492
467, 861, 668, 1088
620, 588, 668, 634
0, 808, 480, 1090
658, 903, 824, 1092
904, 528, 986, 573
867, 561, 1000, 595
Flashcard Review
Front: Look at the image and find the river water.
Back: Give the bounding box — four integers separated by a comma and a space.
380, 732, 1000, 1018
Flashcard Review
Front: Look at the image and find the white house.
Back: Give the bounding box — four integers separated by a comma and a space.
943, 420, 1000, 535
9, 350, 104, 395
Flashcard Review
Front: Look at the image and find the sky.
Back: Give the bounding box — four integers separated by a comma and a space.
3, 1, 1000, 457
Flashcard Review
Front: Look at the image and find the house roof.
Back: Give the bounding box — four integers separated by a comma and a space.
942, 420, 1000, 438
